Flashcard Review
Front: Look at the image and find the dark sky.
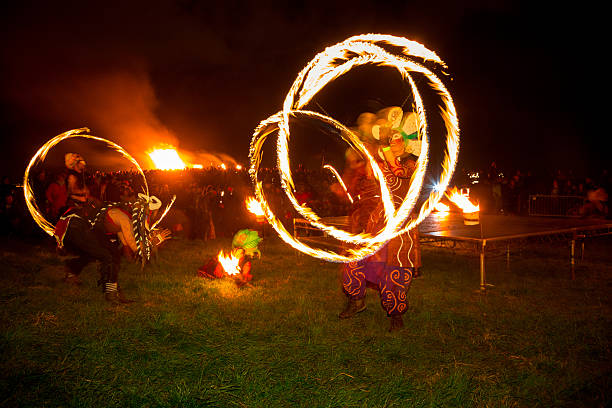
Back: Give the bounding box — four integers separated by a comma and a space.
0, 0, 606, 179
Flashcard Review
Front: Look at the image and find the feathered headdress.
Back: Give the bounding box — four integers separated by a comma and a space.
232, 229, 262, 258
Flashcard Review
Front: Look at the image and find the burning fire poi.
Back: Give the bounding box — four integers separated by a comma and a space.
248, 34, 460, 262
23, 128, 149, 236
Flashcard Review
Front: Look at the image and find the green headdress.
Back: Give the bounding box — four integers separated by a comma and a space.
232, 229, 262, 258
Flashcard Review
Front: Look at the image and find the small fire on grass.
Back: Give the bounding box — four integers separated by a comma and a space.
217, 250, 240, 275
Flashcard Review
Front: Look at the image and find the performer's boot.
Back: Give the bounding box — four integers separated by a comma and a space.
339, 298, 366, 319
389, 315, 404, 332
104, 283, 134, 305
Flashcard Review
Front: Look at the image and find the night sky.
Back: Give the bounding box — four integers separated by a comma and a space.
1, 1, 606, 179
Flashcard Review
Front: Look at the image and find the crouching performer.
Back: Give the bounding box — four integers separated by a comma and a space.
54, 153, 131, 304
338, 107, 422, 332
198, 229, 262, 286
90, 194, 171, 262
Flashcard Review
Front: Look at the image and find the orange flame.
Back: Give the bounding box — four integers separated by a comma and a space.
148, 148, 186, 170
447, 187, 479, 213
217, 250, 240, 275
245, 196, 265, 217
434, 202, 450, 213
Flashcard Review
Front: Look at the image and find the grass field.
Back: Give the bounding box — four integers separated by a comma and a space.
1, 232, 610, 407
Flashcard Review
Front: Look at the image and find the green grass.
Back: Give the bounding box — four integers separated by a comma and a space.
1, 234, 611, 407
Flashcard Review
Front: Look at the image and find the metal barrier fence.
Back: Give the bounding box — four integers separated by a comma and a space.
528, 195, 585, 217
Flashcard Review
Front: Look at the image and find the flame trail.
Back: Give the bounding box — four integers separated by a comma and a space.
249, 34, 460, 262
149, 194, 176, 231
23, 128, 148, 236
323, 164, 353, 204
434, 202, 450, 213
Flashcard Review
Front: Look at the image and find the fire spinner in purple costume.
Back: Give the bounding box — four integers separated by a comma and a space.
338, 106, 422, 332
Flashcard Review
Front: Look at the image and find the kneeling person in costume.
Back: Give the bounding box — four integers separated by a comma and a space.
338, 107, 422, 331
198, 229, 262, 286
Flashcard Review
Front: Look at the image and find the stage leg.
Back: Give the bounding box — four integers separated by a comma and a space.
570, 235, 576, 280
506, 244, 510, 270
480, 240, 487, 291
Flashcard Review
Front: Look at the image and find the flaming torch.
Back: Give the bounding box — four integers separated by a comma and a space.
217, 250, 241, 275
447, 187, 480, 225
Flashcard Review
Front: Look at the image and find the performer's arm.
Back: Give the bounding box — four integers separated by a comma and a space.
381, 146, 417, 178
108, 208, 138, 253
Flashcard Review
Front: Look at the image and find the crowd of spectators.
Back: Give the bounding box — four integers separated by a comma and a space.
0, 165, 352, 240
1, 162, 609, 239
467, 162, 610, 217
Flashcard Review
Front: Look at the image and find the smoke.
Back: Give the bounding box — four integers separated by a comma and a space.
4, 61, 179, 169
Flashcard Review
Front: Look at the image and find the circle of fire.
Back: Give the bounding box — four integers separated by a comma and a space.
249, 34, 460, 262
23, 127, 149, 236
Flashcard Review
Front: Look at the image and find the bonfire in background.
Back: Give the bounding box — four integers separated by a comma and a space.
148, 147, 186, 170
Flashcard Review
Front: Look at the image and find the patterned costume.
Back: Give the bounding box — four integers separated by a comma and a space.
342, 156, 421, 316
339, 106, 422, 330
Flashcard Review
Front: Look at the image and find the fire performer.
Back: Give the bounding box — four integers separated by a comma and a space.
54, 153, 137, 304
198, 229, 262, 286
338, 107, 422, 332
89, 194, 172, 261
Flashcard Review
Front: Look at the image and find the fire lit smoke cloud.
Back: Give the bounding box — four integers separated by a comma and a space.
7, 66, 179, 170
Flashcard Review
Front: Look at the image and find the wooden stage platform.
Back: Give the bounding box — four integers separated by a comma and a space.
293, 213, 612, 290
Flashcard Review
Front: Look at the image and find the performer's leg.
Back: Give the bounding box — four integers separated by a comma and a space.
339, 260, 367, 319
62, 218, 101, 284
95, 231, 133, 304
339, 261, 386, 319
63, 218, 130, 304
62, 255, 88, 286
342, 260, 367, 300
379, 266, 413, 331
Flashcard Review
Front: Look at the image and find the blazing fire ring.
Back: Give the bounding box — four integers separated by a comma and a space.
23, 127, 149, 236
248, 34, 460, 263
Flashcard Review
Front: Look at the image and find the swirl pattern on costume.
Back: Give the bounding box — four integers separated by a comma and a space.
342, 262, 365, 297
389, 268, 404, 289
249, 34, 459, 262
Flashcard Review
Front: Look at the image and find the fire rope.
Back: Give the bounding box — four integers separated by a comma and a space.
249, 34, 460, 262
